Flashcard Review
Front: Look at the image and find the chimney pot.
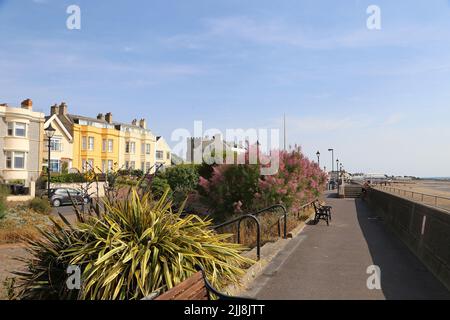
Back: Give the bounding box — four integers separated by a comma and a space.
105, 112, 113, 124
139, 118, 147, 129
97, 113, 105, 120
50, 104, 59, 115
21, 99, 33, 110
59, 102, 68, 115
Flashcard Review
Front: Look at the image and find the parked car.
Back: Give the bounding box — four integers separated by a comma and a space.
44, 188, 90, 207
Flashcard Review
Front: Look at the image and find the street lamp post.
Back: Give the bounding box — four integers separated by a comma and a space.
336, 158, 340, 191
328, 148, 334, 190
45, 124, 56, 199
316, 151, 320, 168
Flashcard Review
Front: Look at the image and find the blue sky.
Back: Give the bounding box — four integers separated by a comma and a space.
1, 0, 450, 177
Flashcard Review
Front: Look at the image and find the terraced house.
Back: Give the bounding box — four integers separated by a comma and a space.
43, 103, 74, 173
45, 103, 171, 173
116, 118, 157, 173
0, 99, 44, 187
155, 136, 172, 169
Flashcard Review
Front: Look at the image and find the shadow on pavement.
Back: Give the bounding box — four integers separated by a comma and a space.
354, 198, 450, 300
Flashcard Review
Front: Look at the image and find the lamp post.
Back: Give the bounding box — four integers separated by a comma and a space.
328, 149, 334, 173
328, 148, 334, 190
45, 124, 56, 199
336, 158, 339, 191
316, 151, 320, 167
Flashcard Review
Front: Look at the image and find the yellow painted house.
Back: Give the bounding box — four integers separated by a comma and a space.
47, 103, 171, 173
116, 118, 158, 173
71, 113, 120, 172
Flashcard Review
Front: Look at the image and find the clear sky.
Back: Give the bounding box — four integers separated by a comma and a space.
1, 0, 450, 177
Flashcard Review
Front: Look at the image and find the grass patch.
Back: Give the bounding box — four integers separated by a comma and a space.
0, 203, 54, 244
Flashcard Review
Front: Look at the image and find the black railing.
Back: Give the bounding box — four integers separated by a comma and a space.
211, 201, 317, 261
250, 204, 288, 239
213, 214, 261, 260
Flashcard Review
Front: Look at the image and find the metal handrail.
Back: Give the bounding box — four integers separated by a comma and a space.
213, 214, 261, 260
250, 204, 288, 239
211, 200, 318, 260
373, 185, 450, 211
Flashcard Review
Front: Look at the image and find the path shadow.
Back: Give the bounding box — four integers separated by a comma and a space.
354, 199, 450, 299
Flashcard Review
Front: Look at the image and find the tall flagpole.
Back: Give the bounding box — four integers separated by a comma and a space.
283, 113, 286, 151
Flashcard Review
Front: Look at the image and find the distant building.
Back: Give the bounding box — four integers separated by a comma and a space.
186, 134, 246, 163
0, 99, 44, 187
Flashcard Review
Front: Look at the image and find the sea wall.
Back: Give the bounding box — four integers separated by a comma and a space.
365, 188, 450, 290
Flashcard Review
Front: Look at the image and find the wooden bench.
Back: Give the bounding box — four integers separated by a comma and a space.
314, 200, 332, 220
146, 269, 252, 301
313, 201, 331, 226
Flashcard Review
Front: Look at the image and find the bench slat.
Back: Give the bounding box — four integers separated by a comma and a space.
175, 279, 209, 300
155, 272, 204, 300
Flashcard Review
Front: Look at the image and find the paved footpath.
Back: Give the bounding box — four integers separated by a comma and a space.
248, 194, 450, 300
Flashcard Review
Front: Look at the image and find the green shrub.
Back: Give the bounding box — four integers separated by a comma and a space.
8, 179, 25, 185
150, 176, 171, 198
162, 164, 200, 192
40, 173, 87, 184
13, 189, 253, 300
130, 169, 143, 177
61, 162, 69, 174
151, 165, 200, 208
29, 197, 51, 215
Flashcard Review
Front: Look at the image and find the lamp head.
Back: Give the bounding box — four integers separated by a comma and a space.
45, 123, 56, 139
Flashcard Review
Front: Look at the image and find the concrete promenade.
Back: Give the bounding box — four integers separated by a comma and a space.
248, 193, 450, 299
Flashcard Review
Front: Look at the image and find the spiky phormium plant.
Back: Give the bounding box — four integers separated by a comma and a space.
13, 189, 253, 300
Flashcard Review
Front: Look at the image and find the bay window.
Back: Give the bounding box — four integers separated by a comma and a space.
5, 151, 25, 169
7, 122, 27, 137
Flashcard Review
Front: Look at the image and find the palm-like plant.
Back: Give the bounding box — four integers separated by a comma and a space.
13, 189, 253, 300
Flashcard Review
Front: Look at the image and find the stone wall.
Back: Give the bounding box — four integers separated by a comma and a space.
366, 188, 450, 290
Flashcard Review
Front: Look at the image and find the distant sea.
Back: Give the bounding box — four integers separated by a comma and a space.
421, 177, 450, 181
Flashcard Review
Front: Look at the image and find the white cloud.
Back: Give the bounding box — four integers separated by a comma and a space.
164, 16, 450, 50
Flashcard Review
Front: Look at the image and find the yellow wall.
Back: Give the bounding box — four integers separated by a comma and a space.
117, 127, 157, 173
72, 124, 120, 172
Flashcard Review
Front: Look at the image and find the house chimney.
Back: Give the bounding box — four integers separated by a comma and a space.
21, 99, 33, 110
131, 119, 137, 126
105, 112, 113, 124
139, 118, 147, 129
59, 102, 68, 115
97, 113, 105, 121
50, 104, 59, 115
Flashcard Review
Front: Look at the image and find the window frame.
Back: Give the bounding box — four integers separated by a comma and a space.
7, 122, 27, 137
88, 137, 95, 151
5, 151, 26, 169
